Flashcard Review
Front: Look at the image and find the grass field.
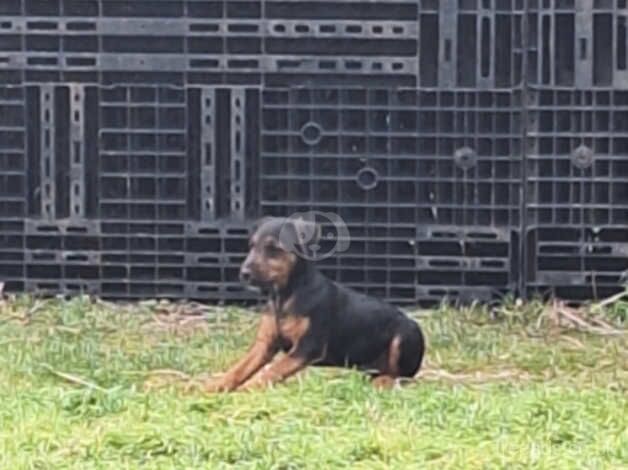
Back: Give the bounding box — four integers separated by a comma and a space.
0, 295, 626, 469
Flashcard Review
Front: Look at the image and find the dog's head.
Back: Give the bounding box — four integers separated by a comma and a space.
239, 217, 320, 290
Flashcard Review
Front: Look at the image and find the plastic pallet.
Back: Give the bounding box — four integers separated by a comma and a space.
526, 226, 628, 301
0, 87, 27, 218
4, 2, 628, 305
414, 225, 518, 303
315, 224, 418, 305
527, 88, 628, 227
525, 87, 628, 299
97, 86, 191, 221
0, 220, 25, 292
0, 0, 524, 88
527, 0, 628, 88
9, 84, 260, 222
316, 224, 517, 305
260, 87, 522, 228
1, 219, 518, 305
1, 219, 259, 301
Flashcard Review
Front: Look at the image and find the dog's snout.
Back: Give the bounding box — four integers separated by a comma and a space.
239, 266, 252, 284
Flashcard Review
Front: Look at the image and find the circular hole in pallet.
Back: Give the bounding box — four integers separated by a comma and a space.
356, 166, 379, 190
300, 121, 323, 145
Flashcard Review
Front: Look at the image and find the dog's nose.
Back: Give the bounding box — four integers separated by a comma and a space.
239, 268, 252, 284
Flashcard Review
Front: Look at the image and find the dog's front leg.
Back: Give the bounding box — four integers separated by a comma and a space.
204, 314, 278, 393
238, 353, 308, 391
239, 339, 323, 391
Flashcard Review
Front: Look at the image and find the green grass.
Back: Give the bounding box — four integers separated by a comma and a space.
0, 296, 626, 469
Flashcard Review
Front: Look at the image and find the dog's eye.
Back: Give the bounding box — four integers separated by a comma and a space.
265, 243, 282, 257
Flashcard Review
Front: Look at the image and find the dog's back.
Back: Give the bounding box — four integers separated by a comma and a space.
206, 216, 425, 392
282, 268, 425, 378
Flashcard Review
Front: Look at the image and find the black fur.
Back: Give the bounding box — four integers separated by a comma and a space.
241, 217, 425, 378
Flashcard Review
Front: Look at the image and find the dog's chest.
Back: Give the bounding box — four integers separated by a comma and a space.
276, 315, 311, 350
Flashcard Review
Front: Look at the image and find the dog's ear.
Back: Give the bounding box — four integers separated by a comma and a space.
291, 218, 320, 247
278, 218, 320, 255
252, 216, 274, 232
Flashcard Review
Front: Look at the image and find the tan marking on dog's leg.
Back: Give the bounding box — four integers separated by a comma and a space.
204, 314, 278, 393
371, 375, 397, 390
387, 334, 402, 377
239, 354, 308, 391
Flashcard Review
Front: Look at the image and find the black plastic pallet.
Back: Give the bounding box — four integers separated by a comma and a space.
0, 220, 25, 292
0, 219, 518, 305
260, 87, 523, 228
12, 83, 524, 227
525, 86, 628, 300
3, 84, 261, 222
0, 219, 259, 301
316, 224, 517, 305
0, 0, 525, 88
527, 0, 628, 88
414, 225, 518, 304
3, 2, 628, 305
0, 87, 27, 218
526, 88, 628, 227
526, 226, 628, 301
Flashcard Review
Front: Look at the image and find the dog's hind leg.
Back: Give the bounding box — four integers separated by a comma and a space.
370, 375, 398, 390
365, 334, 402, 389
368, 327, 424, 389
396, 321, 425, 378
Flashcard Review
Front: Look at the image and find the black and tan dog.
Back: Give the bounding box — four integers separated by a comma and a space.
204, 217, 425, 392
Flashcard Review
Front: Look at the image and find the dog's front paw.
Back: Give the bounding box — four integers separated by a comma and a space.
202, 376, 235, 394
237, 381, 264, 392
238, 376, 275, 392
